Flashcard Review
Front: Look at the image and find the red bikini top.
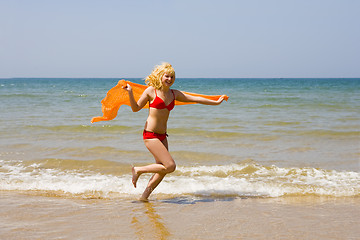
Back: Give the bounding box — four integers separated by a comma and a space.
149, 89, 175, 111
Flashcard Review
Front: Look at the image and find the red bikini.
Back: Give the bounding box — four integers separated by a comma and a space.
143, 89, 175, 141
149, 89, 175, 111
143, 130, 168, 141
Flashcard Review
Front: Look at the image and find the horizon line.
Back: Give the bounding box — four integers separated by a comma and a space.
1, 77, 359, 80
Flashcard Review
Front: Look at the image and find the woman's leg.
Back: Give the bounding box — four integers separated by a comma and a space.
139, 173, 166, 201
132, 138, 176, 200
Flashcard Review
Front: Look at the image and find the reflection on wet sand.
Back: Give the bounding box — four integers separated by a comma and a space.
131, 202, 171, 240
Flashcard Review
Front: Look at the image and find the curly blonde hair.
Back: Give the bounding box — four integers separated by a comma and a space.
145, 62, 175, 90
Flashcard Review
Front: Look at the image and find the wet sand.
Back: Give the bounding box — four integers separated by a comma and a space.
1, 192, 359, 239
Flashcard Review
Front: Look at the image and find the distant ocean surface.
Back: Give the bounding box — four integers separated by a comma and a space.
0, 78, 359, 199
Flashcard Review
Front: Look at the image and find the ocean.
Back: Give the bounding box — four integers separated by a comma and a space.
1, 78, 359, 239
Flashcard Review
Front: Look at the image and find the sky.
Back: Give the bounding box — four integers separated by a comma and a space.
1, 0, 359, 78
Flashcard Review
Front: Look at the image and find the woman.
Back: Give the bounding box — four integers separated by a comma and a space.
123, 62, 226, 201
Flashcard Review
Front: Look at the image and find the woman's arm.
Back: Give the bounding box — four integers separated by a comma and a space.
123, 84, 150, 112
174, 90, 226, 105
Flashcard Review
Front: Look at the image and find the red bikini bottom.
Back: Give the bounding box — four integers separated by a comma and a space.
143, 130, 168, 141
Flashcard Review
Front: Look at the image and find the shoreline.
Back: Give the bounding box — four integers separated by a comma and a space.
1, 191, 359, 239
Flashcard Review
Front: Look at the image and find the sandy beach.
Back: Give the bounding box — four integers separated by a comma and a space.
1, 192, 359, 240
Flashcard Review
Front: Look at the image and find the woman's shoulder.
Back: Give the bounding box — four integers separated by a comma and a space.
171, 88, 181, 95
144, 85, 155, 93
144, 86, 156, 99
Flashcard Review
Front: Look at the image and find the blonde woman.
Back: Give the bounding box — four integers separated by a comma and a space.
123, 62, 226, 201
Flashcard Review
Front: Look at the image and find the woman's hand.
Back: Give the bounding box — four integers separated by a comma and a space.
215, 95, 226, 105
122, 83, 132, 92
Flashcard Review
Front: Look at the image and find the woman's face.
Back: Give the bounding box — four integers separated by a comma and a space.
161, 72, 175, 88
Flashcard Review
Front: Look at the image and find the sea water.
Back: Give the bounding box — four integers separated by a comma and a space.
0, 78, 359, 199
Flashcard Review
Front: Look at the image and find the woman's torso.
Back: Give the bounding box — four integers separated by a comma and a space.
144, 89, 176, 134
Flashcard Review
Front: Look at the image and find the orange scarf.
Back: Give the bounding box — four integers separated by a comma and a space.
91, 80, 228, 123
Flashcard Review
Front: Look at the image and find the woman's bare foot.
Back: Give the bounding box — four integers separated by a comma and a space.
139, 197, 149, 202
132, 167, 140, 188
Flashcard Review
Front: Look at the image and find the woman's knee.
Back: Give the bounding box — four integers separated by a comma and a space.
165, 162, 176, 173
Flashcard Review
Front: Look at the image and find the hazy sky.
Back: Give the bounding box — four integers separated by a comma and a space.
1, 0, 359, 78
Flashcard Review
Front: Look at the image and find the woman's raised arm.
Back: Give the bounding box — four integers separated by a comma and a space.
123, 84, 150, 112
174, 90, 226, 105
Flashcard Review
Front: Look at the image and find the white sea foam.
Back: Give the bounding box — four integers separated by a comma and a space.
1, 160, 359, 198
